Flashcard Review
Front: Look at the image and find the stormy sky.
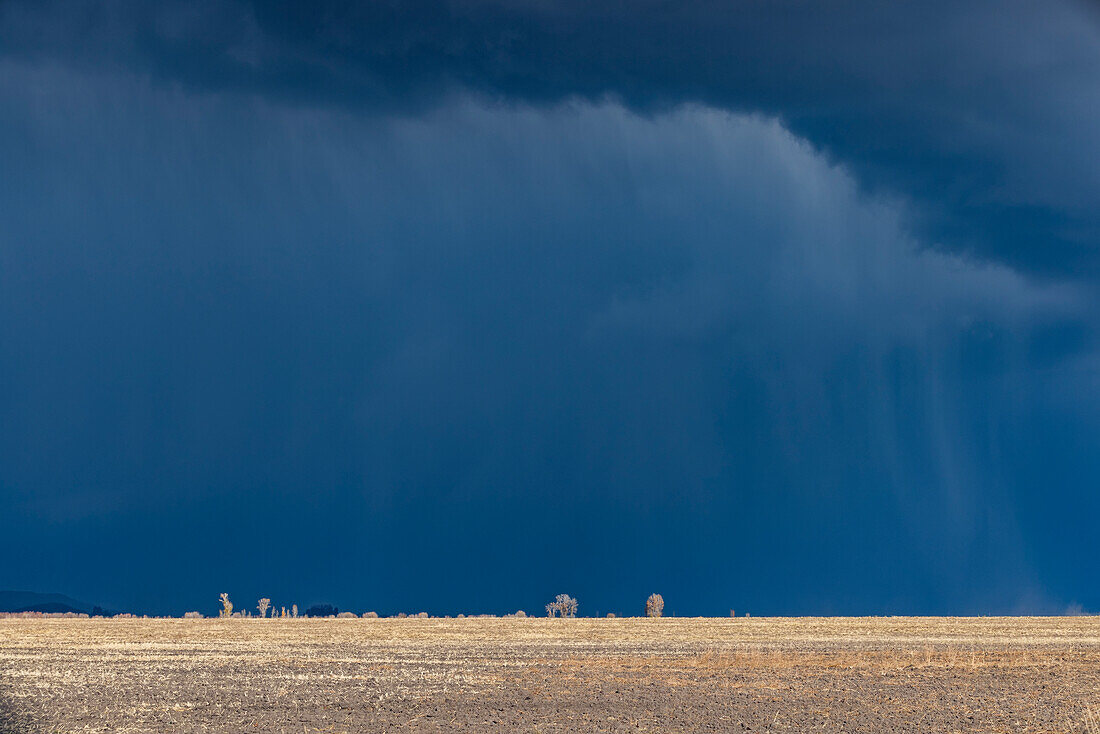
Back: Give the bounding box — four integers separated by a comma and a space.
2, 0, 1099, 616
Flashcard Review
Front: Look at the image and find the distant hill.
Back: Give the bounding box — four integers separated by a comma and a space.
0, 590, 94, 614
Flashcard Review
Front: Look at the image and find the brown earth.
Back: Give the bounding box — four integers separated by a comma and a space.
2, 616, 1100, 732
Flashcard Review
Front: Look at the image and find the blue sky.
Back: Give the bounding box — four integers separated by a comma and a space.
2, 0, 1099, 616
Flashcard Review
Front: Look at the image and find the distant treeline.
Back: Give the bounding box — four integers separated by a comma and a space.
0, 592, 705, 619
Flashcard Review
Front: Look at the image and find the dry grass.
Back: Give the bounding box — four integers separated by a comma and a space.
1087, 707, 1100, 734
2, 616, 1099, 732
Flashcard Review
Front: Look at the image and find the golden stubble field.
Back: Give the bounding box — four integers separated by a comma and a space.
2, 616, 1099, 732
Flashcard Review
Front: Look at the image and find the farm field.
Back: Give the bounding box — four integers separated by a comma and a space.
2, 616, 1099, 733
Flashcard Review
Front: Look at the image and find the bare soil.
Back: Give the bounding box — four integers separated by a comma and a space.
2, 616, 1099, 732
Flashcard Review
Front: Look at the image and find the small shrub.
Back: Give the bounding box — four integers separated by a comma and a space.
607, 612, 616, 618
336, 611, 357, 618
218, 593, 233, 618
183, 611, 203, 619
305, 604, 339, 618
456, 613, 466, 619
514, 610, 526, 618
363, 611, 379, 618
396, 612, 408, 618
416, 612, 429, 618
645, 593, 664, 618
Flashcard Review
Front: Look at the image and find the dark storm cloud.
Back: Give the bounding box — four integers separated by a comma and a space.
2, 2, 1100, 617
3, 0, 1100, 276
0, 58, 1094, 614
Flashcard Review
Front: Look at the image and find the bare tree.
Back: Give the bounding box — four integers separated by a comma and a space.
645, 593, 664, 618
549, 594, 578, 618
257, 598, 271, 618
291, 604, 298, 618
218, 593, 233, 618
